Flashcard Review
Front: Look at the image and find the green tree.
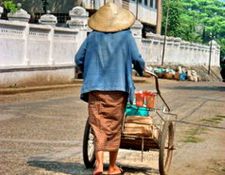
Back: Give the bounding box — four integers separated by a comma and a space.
162, 0, 225, 59
1, 0, 18, 13
162, 0, 183, 37
16, 0, 76, 13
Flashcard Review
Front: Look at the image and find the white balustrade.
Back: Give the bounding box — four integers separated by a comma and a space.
0, 21, 78, 67
0, 20, 27, 67
141, 33, 220, 67
53, 27, 78, 65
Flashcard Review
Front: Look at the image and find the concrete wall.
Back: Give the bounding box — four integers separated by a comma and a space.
0, 20, 79, 87
0, 5, 90, 88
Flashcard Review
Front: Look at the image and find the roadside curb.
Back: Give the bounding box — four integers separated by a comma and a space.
0, 82, 82, 95
0, 78, 147, 95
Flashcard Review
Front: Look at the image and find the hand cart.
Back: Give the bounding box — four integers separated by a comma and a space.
82, 71, 177, 175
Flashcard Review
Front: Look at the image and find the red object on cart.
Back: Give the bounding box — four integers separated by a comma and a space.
135, 91, 144, 107
144, 91, 156, 109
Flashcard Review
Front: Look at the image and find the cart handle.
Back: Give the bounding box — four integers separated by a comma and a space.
144, 69, 171, 112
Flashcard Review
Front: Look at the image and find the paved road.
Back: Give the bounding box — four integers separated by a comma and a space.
0, 80, 225, 175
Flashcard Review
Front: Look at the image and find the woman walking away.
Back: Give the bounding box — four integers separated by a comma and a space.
75, 2, 145, 175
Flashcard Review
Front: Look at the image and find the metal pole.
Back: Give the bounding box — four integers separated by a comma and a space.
161, 0, 170, 66
136, 0, 138, 20
156, 0, 162, 34
208, 40, 213, 75
42, 0, 48, 14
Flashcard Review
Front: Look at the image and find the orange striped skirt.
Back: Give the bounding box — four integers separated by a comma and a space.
88, 91, 127, 152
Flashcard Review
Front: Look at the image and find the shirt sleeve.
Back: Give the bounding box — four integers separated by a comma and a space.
128, 31, 145, 76
75, 38, 88, 72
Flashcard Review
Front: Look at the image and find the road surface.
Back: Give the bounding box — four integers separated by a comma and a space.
0, 79, 225, 175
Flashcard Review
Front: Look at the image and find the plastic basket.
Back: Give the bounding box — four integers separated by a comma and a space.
125, 104, 149, 117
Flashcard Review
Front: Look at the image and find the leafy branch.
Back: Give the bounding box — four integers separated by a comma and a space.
2, 0, 18, 13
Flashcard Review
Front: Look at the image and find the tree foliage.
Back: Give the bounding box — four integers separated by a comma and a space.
162, 0, 183, 37
15, 0, 76, 13
1, 0, 78, 14
162, 0, 225, 59
1, 0, 18, 13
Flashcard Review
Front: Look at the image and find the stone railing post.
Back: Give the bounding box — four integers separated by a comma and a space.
23, 23, 30, 65
7, 3, 30, 22
39, 11, 58, 26
0, 6, 3, 18
38, 11, 56, 65
130, 20, 143, 51
67, 6, 89, 50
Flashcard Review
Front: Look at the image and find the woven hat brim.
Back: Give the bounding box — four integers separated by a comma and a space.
88, 4, 135, 32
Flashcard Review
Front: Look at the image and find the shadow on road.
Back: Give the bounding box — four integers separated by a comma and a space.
175, 120, 225, 130
118, 164, 159, 175
28, 160, 159, 175
171, 86, 225, 92
27, 160, 85, 174
28, 160, 88, 174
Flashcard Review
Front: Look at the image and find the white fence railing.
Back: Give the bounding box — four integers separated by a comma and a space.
140, 34, 220, 67
0, 20, 78, 68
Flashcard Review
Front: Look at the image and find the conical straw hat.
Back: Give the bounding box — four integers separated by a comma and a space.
88, 2, 135, 32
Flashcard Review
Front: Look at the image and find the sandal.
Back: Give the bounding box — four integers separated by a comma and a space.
107, 168, 124, 175
93, 171, 103, 175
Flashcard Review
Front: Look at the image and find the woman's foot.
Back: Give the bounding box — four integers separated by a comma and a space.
93, 151, 104, 175
93, 164, 103, 175
107, 165, 123, 175
93, 168, 103, 175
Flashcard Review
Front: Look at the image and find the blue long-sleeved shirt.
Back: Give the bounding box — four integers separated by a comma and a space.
75, 29, 145, 103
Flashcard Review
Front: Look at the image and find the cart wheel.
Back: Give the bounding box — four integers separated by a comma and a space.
159, 121, 174, 175
83, 119, 96, 168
